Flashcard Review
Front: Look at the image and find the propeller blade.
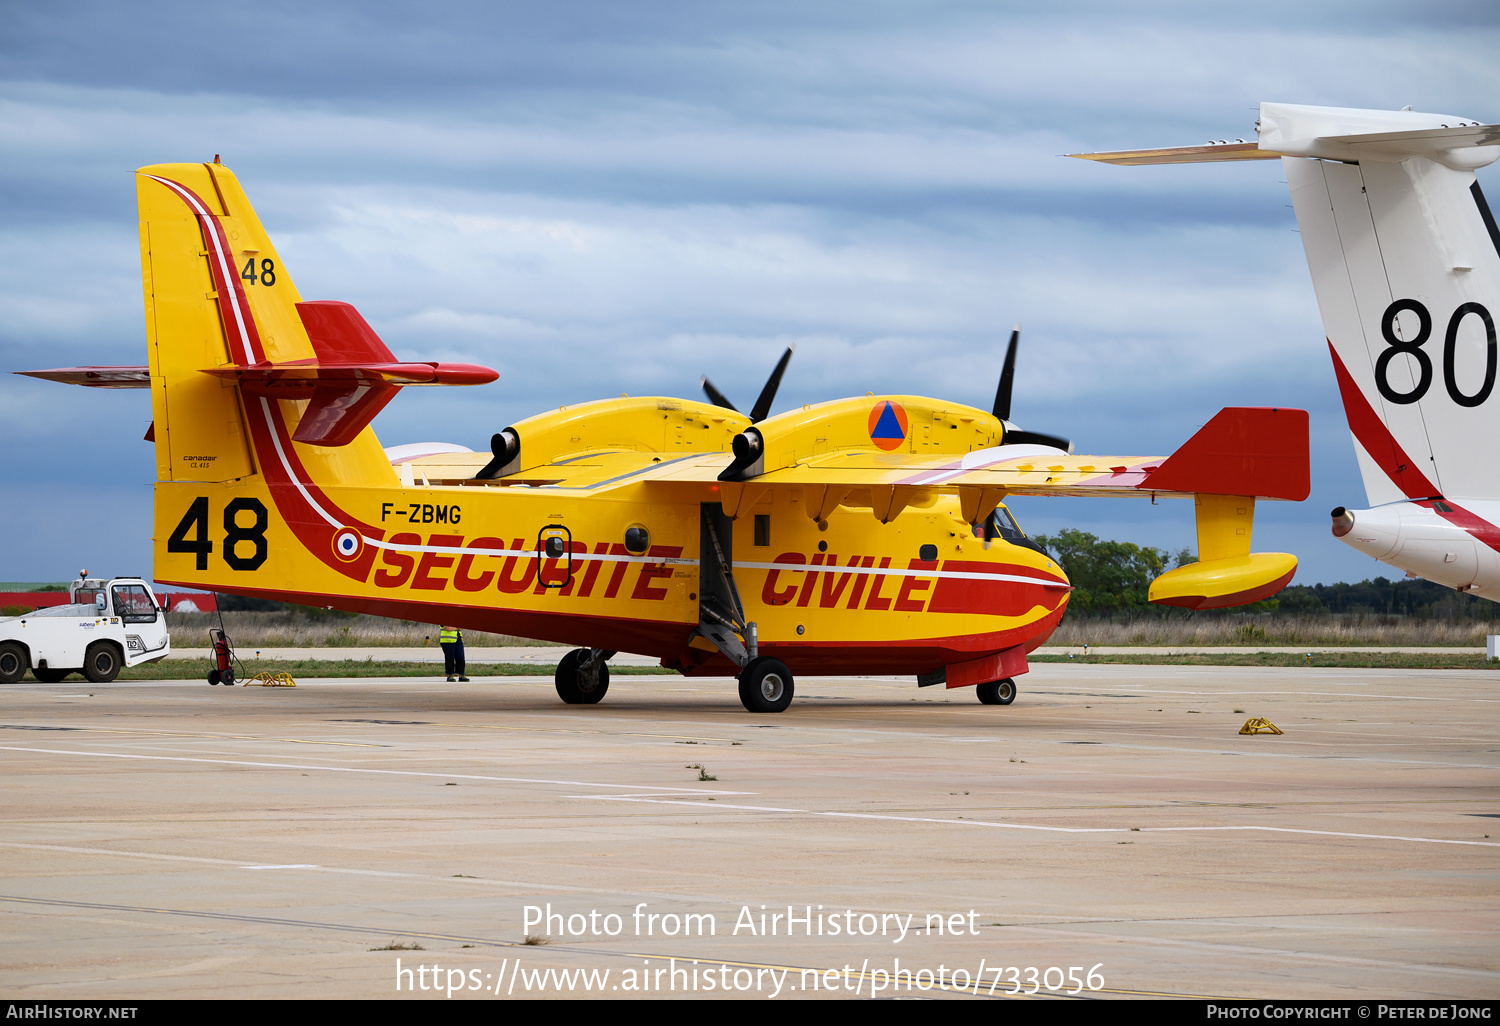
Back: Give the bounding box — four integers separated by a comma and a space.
992, 324, 1019, 422
748, 345, 795, 423
979, 514, 997, 547
1001, 428, 1073, 454
700, 375, 740, 413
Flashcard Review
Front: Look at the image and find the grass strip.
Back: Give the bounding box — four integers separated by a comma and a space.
116, 659, 678, 681
1031, 652, 1499, 669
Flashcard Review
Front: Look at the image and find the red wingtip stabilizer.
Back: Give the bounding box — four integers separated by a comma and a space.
1140, 407, 1310, 501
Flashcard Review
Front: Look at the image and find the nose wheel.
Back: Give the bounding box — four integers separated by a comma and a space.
738, 657, 794, 713
977, 678, 1016, 705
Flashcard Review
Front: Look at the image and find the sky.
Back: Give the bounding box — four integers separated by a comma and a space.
1, 1, 1498, 588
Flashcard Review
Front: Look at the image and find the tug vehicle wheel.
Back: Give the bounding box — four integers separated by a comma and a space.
32, 666, 72, 683
555, 648, 609, 705
83, 642, 121, 684
738, 657, 794, 713
0, 643, 26, 684
977, 678, 1016, 706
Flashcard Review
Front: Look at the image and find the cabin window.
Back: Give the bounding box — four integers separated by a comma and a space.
754, 514, 770, 547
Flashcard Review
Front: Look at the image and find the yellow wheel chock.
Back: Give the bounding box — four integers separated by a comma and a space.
243, 672, 296, 687
1239, 717, 1282, 735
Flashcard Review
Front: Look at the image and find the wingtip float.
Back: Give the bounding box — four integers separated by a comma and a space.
19, 159, 1309, 712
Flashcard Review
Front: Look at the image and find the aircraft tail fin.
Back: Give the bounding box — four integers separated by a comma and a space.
135, 162, 496, 481
127, 162, 500, 593
1075, 103, 1500, 505
1272, 104, 1500, 505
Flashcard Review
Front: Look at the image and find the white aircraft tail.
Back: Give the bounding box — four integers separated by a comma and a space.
1076, 103, 1500, 506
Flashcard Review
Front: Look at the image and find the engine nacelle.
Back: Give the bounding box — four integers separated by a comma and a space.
1330, 501, 1500, 594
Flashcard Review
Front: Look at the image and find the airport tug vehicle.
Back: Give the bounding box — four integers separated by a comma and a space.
0, 573, 170, 683
18, 162, 1311, 711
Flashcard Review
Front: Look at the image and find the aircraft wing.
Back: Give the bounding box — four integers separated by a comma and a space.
642, 405, 1308, 502
406, 406, 1306, 506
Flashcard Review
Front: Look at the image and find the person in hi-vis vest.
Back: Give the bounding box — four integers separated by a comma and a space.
439, 626, 467, 682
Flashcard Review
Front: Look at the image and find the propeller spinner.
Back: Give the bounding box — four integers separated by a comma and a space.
701, 345, 795, 424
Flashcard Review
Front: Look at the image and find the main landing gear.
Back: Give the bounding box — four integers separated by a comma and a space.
555, 648, 613, 704
976, 678, 1017, 705
738, 657, 794, 714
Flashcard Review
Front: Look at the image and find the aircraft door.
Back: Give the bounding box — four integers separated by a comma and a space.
536, 524, 573, 589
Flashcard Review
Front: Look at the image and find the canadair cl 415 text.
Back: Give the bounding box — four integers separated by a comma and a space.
1074, 102, 1500, 600
20, 161, 1310, 711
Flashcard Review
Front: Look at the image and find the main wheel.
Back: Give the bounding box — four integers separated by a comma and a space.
555, 648, 609, 704
0, 643, 25, 684
83, 642, 121, 684
207, 669, 221, 686
738, 657, 794, 713
32, 666, 71, 683
977, 678, 1016, 705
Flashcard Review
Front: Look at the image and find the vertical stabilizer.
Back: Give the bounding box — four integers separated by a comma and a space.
1271, 104, 1500, 504
137, 162, 398, 489
138, 163, 260, 484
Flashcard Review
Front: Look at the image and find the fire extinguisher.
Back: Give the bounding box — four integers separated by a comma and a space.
208, 628, 235, 686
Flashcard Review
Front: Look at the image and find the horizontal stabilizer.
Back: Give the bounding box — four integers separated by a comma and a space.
16, 366, 150, 388
200, 300, 498, 446
1140, 407, 1309, 501
1069, 142, 1281, 165
201, 360, 496, 388
1073, 104, 1498, 172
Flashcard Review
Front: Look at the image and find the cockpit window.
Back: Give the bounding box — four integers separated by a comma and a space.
986, 506, 1050, 557
992, 506, 1023, 539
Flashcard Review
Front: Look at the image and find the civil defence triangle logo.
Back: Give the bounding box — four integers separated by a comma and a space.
867, 400, 908, 452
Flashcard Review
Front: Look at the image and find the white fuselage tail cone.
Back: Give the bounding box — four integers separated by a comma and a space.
1076, 103, 1500, 599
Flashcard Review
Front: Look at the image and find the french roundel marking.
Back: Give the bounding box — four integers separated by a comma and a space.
332, 527, 364, 562
868, 400, 908, 451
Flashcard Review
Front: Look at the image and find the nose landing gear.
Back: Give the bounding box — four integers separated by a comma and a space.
738, 657, 794, 713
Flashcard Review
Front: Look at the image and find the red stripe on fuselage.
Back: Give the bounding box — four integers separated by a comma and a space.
928, 560, 1069, 617
245, 395, 383, 580
1417, 499, 1500, 556
1325, 343, 1500, 556
1327, 341, 1439, 499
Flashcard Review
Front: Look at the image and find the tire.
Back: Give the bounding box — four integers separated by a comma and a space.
83, 642, 121, 684
977, 677, 1017, 706
207, 669, 220, 686
0, 643, 25, 684
33, 666, 72, 683
555, 648, 609, 705
738, 657, 794, 713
